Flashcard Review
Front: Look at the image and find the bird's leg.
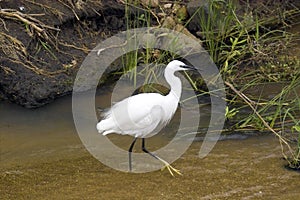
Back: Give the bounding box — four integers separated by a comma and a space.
141, 138, 182, 176
128, 137, 137, 172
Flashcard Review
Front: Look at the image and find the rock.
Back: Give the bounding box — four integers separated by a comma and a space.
186, 0, 209, 33
186, 0, 242, 33
157, 12, 166, 18
160, 15, 202, 56
163, 3, 172, 9
174, 24, 202, 46
172, 4, 182, 14
161, 16, 201, 45
161, 16, 177, 29
140, 0, 159, 8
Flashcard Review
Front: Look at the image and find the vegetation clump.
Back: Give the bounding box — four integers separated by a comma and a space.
121, 0, 300, 170
191, 0, 300, 170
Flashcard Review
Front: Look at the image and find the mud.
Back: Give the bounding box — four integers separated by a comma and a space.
0, 0, 126, 108
1, 0, 299, 108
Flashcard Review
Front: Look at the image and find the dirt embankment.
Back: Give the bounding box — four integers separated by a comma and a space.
0, 0, 126, 108
0, 0, 298, 108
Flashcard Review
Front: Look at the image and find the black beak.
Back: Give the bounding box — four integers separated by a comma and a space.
181, 65, 197, 70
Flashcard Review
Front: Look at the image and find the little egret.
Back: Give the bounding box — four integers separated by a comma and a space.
96, 60, 195, 176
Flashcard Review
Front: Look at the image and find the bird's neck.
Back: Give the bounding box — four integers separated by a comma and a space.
165, 69, 182, 101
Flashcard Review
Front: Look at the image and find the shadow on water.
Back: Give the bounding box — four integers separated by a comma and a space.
1, 81, 300, 199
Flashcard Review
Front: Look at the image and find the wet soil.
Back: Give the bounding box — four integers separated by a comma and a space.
1, 0, 299, 108
0, 0, 127, 108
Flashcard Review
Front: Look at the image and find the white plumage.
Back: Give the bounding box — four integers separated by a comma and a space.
97, 92, 179, 137
96, 60, 195, 176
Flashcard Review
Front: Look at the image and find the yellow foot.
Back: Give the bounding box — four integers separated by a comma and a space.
161, 162, 182, 176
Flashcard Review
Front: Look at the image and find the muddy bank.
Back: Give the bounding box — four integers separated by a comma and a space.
0, 0, 299, 108
0, 0, 126, 108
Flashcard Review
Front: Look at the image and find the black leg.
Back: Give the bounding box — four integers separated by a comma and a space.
142, 138, 160, 161
128, 137, 137, 172
142, 138, 182, 176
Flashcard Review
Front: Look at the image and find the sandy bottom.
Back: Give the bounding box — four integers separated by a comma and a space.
1, 135, 299, 200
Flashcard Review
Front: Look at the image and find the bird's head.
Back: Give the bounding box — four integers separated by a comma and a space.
166, 60, 196, 72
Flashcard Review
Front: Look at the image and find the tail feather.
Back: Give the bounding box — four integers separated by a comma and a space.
96, 119, 117, 135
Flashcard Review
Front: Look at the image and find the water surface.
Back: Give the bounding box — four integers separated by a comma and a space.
1, 88, 299, 199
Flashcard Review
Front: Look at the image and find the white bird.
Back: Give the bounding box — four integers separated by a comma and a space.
96, 60, 195, 176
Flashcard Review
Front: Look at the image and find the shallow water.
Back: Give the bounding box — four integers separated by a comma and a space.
1, 85, 300, 199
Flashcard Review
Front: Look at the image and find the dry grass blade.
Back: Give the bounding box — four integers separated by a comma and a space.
0, 9, 60, 41
24, 0, 65, 21
0, 32, 70, 76
57, 0, 80, 20
0, 32, 28, 56
0, 64, 15, 74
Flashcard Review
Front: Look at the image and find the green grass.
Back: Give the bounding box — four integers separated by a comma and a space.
185, 0, 300, 168
119, 0, 300, 169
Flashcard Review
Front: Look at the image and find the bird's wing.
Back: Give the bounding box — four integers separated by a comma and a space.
102, 93, 166, 135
